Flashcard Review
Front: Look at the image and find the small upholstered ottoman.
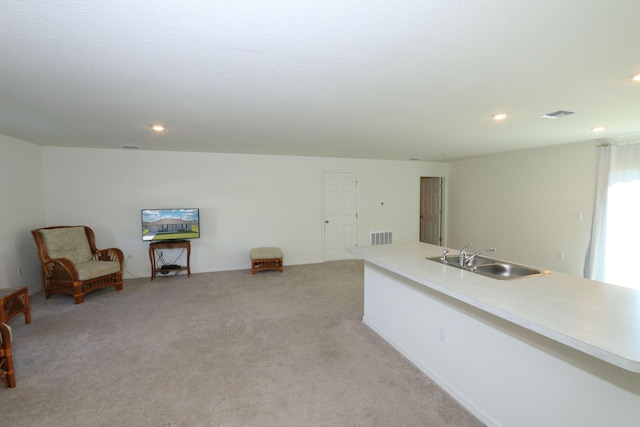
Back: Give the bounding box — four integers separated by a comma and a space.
250, 247, 283, 274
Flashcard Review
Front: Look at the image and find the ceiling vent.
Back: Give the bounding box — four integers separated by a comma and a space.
540, 110, 575, 119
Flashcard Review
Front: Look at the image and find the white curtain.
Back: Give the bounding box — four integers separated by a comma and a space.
584, 145, 610, 281
585, 143, 640, 288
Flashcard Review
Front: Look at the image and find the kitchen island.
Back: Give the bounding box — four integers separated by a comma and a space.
348, 242, 640, 427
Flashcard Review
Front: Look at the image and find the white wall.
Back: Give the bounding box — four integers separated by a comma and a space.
42, 147, 447, 278
0, 135, 46, 291
0, 135, 600, 288
446, 141, 597, 276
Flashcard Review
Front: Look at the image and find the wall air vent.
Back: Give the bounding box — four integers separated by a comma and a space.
540, 110, 575, 119
370, 231, 393, 245
120, 144, 140, 149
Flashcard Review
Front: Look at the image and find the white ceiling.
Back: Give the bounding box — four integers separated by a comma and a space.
1, 1, 639, 162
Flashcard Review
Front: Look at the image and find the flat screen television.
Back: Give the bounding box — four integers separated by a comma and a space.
141, 208, 200, 242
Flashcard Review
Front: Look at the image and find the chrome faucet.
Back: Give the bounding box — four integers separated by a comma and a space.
459, 243, 472, 265
441, 249, 450, 263
464, 248, 496, 267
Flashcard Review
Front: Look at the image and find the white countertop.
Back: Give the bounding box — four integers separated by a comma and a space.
348, 242, 640, 373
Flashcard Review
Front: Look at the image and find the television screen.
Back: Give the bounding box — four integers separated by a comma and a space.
142, 208, 200, 242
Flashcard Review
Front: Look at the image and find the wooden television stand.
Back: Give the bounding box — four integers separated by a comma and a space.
148, 240, 191, 280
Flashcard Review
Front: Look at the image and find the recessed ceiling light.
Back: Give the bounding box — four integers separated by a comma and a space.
591, 126, 605, 132
631, 73, 640, 82
493, 113, 507, 121
151, 125, 165, 132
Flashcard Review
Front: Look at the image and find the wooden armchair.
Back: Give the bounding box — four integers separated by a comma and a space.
0, 323, 15, 388
31, 226, 124, 304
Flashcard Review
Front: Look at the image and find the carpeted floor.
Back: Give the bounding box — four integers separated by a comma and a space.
1, 260, 483, 426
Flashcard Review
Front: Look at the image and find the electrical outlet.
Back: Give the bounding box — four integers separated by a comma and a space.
438, 326, 447, 343
17, 266, 23, 276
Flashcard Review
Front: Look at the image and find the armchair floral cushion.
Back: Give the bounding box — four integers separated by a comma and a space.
39, 227, 93, 264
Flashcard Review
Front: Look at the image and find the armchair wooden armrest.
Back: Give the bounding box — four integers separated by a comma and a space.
96, 248, 124, 265
0, 322, 15, 388
44, 258, 79, 282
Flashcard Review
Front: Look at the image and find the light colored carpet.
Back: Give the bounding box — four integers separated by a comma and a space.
1, 260, 483, 426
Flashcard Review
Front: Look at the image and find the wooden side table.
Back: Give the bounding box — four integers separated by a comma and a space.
148, 240, 191, 280
0, 287, 31, 325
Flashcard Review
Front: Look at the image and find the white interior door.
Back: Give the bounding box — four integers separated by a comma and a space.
324, 172, 358, 261
420, 177, 443, 245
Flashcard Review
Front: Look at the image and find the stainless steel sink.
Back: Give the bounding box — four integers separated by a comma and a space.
471, 263, 549, 280
430, 255, 495, 268
426, 255, 551, 280
462, 256, 497, 267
